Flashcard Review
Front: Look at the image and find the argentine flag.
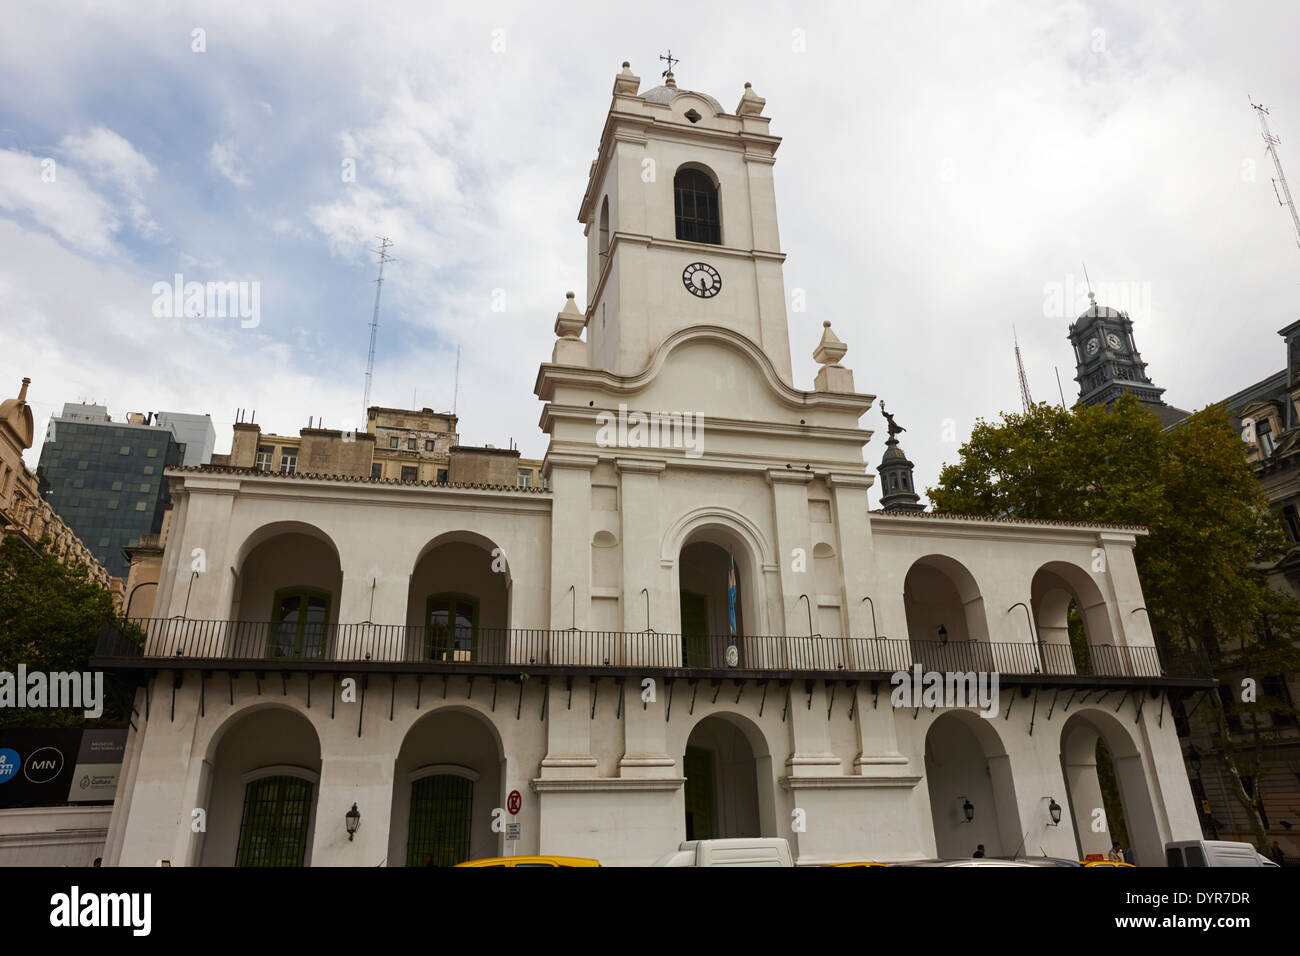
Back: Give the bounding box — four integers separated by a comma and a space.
727, 555, 737, 635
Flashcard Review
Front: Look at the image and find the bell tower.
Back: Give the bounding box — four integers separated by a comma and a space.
575, 61, 793, 382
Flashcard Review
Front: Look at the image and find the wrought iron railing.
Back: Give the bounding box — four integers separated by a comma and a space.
94, 619, 1206, 679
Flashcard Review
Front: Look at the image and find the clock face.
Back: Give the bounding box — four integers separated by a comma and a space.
1106, 332, 1122, 350
1086, 337, 1099, 356
682, 262, 722, 298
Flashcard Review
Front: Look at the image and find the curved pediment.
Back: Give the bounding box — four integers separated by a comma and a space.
540, 325, 871, 419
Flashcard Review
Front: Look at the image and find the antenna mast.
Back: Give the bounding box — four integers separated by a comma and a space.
1013, 325, 1033, 413
362, 237, 395, 422
1251, 99, 1300, 252
452, 344, 461, 416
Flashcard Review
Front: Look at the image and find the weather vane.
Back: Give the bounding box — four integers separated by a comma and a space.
660, 49, 679, 77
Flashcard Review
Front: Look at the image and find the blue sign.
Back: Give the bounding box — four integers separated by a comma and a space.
0, 748, 19, 784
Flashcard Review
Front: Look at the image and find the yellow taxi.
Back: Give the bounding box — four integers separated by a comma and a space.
1082, 859, 1135, 867
455, 855, 600, 867
829, 862, 890, 867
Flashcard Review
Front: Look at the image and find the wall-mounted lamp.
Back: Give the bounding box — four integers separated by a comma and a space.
1048, 798, 1062, 826
961, 798, 974, 823
938, 625, 949, 646
345, 803, 361, 841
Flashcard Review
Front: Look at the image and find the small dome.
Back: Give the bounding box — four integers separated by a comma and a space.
1077, 292, 1125, 320
881, 443, 908, 464
641, 84, 725, 115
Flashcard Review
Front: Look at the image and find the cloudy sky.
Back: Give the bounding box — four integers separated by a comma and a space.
3, 1, 1298, 505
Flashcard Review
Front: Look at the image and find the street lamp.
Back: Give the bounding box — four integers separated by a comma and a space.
345, 803, 360, 841
1049, 798, 1062, 826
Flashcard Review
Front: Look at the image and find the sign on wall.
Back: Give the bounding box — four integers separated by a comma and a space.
0, 728, 127, 809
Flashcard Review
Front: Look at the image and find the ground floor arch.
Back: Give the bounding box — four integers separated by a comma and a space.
1060, 707, 1162, 864
198, 704, 322, 867
681, 712, 774, 841
388, 707, 504, 866
924, 711, 1020, 858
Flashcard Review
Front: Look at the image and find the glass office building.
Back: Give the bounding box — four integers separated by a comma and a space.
36, 404, 185, 579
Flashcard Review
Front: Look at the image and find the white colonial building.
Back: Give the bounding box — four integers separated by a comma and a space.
97, 63, 1206, 867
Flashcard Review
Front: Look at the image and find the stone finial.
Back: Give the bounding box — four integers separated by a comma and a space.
664, 71, 677, 89
18, 377, 30, 402
813, 321, 854, 393
552, 292, 589, 367
812, 320, 847, 366
736, 81, 766, 116
554, 291, 585, 339
614, 61, 640, 96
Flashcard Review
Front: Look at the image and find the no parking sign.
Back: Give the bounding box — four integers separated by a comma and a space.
507, 789, 521, 815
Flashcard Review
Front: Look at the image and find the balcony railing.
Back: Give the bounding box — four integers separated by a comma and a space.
94, 619, 1207, 680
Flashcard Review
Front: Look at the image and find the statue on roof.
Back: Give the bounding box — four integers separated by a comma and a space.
879, 401, 905, 440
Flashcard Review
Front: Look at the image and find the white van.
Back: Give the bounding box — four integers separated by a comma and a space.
652, 838, 794, 867
1165, 840, 1276, 867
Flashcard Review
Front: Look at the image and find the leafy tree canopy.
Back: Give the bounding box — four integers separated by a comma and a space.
928, 394, 1291, 654
0, 535, 134, 728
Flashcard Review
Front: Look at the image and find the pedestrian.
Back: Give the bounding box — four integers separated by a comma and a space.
1271, 841, 1285, 866
1108, 841, 1124, 862
973, 844, 985, 858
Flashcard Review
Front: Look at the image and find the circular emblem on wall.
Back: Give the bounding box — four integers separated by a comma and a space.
22, 746, 64, 784
725, 643, 739, 667
0, 748, 19, 784
682, 262, 722, 298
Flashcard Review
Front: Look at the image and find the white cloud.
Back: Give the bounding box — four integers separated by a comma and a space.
0, 148, 121, 254
4, 0, 1300, 500
59, 126, 161, 237
209, 138, 249, 186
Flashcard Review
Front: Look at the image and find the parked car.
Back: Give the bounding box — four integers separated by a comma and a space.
993, 856, 1082, 867
1165, 840, 1274, 867
829, 861, 890, 867
890, 858, 1042, 867
455, 855, 600, 867
652, 838, 794, 867
1082, 860, 1135, 867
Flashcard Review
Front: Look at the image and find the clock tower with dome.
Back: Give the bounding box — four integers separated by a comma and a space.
1067, 291, 1189, 424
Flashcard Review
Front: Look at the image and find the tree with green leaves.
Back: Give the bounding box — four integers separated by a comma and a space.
0, 535, 139, 729
929, 393, 1300, 850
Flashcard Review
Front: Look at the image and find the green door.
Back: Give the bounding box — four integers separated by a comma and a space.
269, 590, 329, 659
684, 746, 716, 840
407, 774, 474, 866
235, 775, 313, 867
680, 591, 709, 667
426, 595, 479, 662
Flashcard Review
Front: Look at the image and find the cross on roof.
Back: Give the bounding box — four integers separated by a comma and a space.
660, 49, 679, 77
